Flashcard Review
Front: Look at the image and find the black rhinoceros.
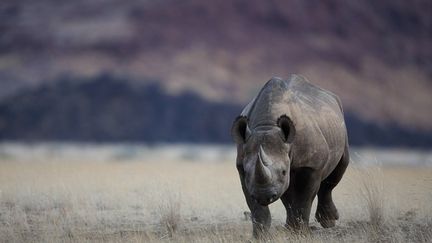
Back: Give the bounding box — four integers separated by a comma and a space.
232, 75, 349, 237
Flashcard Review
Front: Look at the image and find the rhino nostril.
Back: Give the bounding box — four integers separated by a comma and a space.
270, 194, 277, 202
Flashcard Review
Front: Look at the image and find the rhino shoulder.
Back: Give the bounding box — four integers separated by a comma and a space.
288, 74, 343, 112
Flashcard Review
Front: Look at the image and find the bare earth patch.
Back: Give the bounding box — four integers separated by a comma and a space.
0, 150, 431, 242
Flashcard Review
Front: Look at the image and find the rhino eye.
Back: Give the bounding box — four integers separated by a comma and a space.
282, 170, 287, 176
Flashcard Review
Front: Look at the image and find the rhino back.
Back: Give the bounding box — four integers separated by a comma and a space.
242, 75, 347, 175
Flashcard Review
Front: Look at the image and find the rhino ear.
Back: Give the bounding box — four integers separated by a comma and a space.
231, 116, 250, 144
277, 115, 295, 143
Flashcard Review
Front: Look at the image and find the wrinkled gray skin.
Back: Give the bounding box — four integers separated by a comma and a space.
232, 75, 349, 238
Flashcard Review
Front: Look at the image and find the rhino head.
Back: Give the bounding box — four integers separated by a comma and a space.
232, 115, 295, 206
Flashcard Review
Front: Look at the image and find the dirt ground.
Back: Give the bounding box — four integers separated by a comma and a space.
0, 149, 431, 242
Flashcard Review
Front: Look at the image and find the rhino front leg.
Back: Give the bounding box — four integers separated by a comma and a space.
236, 146, 271, 239
250, 201, 271, 238
281, 167, 321, 231
238, 173, 271, 239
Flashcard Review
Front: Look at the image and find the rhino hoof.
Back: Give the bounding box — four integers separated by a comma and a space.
316, 207, 339, 228
318, 219, 336, 228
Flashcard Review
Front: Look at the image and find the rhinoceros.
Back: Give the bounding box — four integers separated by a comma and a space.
231, 75, 349, 237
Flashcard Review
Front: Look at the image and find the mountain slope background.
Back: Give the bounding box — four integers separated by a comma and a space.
0, 0, 431, 146
1, 76, 431, 147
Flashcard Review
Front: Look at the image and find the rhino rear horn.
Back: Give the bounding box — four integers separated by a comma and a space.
231, 116, 251, 144
277, 115, 296, 143
258, 145, 273, 166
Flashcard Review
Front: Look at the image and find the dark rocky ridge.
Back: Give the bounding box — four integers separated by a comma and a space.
0, 75, 430, 148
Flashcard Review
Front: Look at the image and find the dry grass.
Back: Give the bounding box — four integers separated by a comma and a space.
357, 165, 385, 227
159, 192, 182, 237
0, 146, 431, 242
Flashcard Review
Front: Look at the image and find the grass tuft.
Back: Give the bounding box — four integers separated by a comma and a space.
351, 154, 386, 227
359, 166, 385, 227
159, 193, 182, 237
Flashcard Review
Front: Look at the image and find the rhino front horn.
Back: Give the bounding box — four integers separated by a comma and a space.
255, 146, 272, 185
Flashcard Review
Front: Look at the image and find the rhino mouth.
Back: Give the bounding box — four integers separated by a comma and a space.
253, 195, 279, 206
250, 190, 280, 206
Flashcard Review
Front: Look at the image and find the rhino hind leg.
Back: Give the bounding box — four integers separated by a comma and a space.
316, 146, 349, 228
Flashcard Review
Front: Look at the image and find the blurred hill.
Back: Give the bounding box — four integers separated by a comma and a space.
0, 76, 238, 143
0, 76, 431, 147
0, 0, 431, 146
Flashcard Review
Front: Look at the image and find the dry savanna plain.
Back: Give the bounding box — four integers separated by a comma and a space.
0, 144, 431, 242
